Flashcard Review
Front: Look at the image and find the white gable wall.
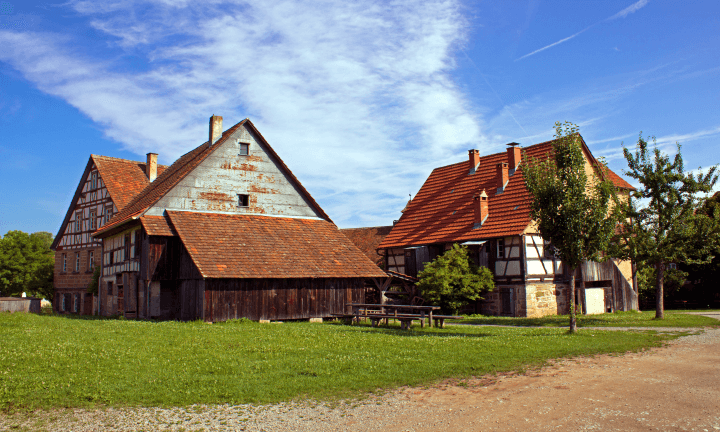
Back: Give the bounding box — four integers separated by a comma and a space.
146, 123, 323, 218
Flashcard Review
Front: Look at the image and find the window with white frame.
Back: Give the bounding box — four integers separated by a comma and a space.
90, 210, 96, 230
88, 250, 94, 271
497, 239, 505, 259
62, 253, 67, 272
91, 171, 98, 189
75, 252, 81, 272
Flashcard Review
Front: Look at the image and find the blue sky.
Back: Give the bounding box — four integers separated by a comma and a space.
1, 0, 718, 235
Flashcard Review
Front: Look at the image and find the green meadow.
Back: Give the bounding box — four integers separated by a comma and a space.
0, 312, 680, 411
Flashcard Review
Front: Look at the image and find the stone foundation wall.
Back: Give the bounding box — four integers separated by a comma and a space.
479, 282, 571, 317
524, 283, 570, 318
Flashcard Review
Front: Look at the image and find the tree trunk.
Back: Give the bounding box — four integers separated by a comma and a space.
631, 261, 638, 294
656, 262, 665, 319
569, 266, 577, 333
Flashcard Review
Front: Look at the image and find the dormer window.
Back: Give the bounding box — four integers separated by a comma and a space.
238, 194, 249, 207
238, 142, 249, 156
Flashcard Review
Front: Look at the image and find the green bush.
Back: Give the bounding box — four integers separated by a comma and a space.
417, 244, 494, 313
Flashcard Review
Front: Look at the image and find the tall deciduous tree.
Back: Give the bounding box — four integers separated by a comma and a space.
611, 136, 718, 318
0, 231, 54, 301
524, 122, 618, 332
417, 244, 494, 314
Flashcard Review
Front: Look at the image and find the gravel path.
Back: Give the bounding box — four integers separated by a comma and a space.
2, 314, 718, 432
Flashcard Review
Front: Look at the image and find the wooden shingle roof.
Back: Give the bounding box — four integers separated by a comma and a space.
378, 137, 634, 249
166, 211, 387, 279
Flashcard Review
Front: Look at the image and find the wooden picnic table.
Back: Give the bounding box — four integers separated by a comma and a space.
344, 303, 441, 329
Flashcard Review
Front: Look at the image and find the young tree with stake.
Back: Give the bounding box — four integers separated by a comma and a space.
524, 122, 618, 332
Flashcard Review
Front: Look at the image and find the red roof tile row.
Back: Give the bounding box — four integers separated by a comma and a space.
167, 211, 387, 279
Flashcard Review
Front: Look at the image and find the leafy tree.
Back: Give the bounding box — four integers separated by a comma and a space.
612, 135, 718, 318
0, 231, 54, 301
416, 244, 494, 314
523, 122, 618, 332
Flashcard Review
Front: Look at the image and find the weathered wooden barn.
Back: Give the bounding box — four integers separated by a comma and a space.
377, 138, 639, 317
50, 154, 166, 315
92, 116, 386, 321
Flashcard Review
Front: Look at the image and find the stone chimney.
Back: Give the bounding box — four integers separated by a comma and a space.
496, 162, 509, 194
146, 153, 158, 182
209, 115, 223, 146
468, 149, 480, 174
507, 142, 521, 172
473, 190, 489, 228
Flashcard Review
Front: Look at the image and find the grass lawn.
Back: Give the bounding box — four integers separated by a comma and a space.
0, 312, 681, 411
454, 310, 720, 328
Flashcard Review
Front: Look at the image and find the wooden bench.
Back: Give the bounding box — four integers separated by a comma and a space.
332, 312, 439, 329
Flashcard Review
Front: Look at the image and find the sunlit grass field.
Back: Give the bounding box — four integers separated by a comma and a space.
0, 312, 679, 411
454, 310, 720, 327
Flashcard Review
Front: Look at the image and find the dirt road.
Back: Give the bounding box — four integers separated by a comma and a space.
2, 319, 719, 431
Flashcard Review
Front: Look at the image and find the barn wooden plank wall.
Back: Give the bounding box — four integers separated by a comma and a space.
204, 278, 364, 321
581, 260, 638, 312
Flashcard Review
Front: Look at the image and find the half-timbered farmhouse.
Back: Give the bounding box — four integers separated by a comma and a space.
377, 138, 638, 317
50, 155, 166, 315
92, 116, 386, 321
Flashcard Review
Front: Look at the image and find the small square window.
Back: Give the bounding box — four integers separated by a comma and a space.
238, 194, 249, 207
239, 142, 249, 156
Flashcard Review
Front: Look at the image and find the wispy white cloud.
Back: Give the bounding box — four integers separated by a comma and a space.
516, 0, 650, 61
0, 0, 481, 228
608, 0, 649, 20
515, 26, 593, 61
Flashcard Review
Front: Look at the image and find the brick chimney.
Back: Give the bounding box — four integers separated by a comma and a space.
146, 153, 158, 182
507, 142, 521, 172
496, 162, 509, 193
209, 115, 223, 146
468, 149, 480, 174
473, 189, 489, 228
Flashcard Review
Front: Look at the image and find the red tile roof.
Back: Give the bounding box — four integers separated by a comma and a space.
606, 168, 635, 190
166, 211, 387, 279
140, 215, 176, 236
51, 155, 168, 250
340, 226, 393, 266
94, 119, 330, 237
378, 137, 634, 249
92, 155, 168, 210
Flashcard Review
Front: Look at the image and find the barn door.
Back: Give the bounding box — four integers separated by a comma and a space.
501, 288, 514, 316
404, 249, 417, 277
